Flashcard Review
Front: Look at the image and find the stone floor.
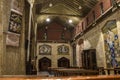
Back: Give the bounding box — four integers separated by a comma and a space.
38, 71, 54, 77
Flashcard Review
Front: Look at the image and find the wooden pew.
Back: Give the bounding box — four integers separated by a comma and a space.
97, 67, 120, 75
48, 67, 99, 77
56, 68, 98, 76
114, 67, 120, 74
48, 67, 65, 76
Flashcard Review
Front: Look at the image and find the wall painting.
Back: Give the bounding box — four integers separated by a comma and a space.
57, 45, 69, 55
39, 44, 52, 55
8, 9, 22, 34
102, 20, 120, 68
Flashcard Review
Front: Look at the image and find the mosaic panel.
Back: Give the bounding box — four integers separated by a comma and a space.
102, 20, 120, 68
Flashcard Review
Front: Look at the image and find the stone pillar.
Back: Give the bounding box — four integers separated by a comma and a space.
76, 44, 80, 67
27, 3, 33, 62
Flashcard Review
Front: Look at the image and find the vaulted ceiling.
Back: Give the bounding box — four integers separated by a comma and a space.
33, 0, 99, 28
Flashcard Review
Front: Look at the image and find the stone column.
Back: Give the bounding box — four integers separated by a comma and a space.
76, 44, 80, 67
27, 3, 33, 61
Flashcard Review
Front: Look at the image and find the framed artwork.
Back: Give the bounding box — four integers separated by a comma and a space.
6, 32, 20, 47
8, 9, 22, 34
57, 45, 69, 54
39, 44, 51, 55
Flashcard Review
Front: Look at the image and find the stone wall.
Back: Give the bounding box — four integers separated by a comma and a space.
36, 43, 73, 73
0, 0, 12, 75
0, 0, 25, 75
76, 9, 120, 68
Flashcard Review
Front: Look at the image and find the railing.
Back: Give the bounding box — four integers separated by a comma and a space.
98, 67, 120, 75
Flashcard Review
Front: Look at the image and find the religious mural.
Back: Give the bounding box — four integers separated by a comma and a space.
39, 44, 52, 55
6, 0, 23, 47
8, 9, 22, 34
6, 9, 22, 47
57, 45, 69, 54
102, 20, 120, 68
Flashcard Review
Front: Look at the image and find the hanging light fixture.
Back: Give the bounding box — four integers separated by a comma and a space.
46, 18, 50, 22
43, 33, 47, 40
78, 6, 82, 9
49, 3, 53, 7
61, 32, 65, 40
68, 19, 73, 23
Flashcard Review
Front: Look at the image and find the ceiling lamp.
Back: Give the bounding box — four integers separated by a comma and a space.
46, 18, 50, 22
118, 3, 120, 7
68, 19, 73, 23
49, 3, 53, 7
78, 6, 82, 9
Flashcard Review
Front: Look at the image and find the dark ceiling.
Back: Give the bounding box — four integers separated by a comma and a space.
34, 0, 99, 28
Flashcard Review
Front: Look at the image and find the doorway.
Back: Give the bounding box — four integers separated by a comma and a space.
39, 57, 51, 71
58, 57, 70, 68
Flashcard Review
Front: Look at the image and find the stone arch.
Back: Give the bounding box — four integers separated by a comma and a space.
58, 57, 70, 68
38, 57, 51, 71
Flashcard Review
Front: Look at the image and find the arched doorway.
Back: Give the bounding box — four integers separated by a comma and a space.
58, 57, 70, 68
39, 57, 51, 71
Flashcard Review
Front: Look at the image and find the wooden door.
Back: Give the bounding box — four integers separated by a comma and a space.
58, 57, 70, 68
39, 57, 51, 71
82, 49, 97, 70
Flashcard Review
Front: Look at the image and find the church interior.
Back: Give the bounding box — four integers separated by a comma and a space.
1, 0, 120, 80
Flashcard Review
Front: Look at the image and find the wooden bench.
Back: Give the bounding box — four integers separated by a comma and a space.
48, 67, 99, 77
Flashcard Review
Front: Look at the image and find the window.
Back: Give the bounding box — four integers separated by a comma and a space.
100, 2, 104, 14
92, 11, 96, 21
82, 22, 84, 31
86, 17, 89, 26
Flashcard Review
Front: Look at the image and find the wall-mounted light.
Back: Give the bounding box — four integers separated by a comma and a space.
43, 32, 47, 40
